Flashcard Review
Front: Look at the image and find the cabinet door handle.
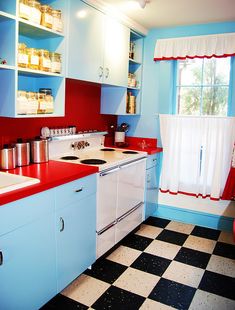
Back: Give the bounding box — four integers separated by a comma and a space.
60, 217, 64, 232
98, 66, 103, 78
105, 67, 109, 78
75, 187, 83, 193
0, 251, 3, 265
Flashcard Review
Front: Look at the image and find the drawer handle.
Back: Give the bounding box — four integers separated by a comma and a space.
75, 187, 83, 193
98, 66, 103, 78
60, 217, 64, 232
0, 251, 3, 265
105, 67, 109, 78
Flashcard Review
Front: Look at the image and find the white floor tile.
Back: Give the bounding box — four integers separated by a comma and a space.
184, 235, 216, 254
140, 298, 176, 310
106, 245, 141, 266
206, 255, 235, 278
135, 224, 163, 239
144, 239, 181, 260
165, 221, 194, 235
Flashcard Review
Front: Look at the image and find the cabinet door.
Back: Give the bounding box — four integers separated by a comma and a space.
117, 159, 146, 218
0, 214, 56, 310
67, 0, 105, 83
56, 194, 96, 292
103, 16, 130, 87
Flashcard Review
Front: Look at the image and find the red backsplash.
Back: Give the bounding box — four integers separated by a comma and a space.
0, 79, 117, 146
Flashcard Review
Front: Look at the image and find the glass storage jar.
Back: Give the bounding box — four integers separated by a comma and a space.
17, 91, 28, 115
41, 5, 53, 29
37, 92, 47, 114
27, 48, 39, 70
19, 0, 30, 20
52, 9, 63, 32
28, 0, 41, 25
26, 91, 38, 114
39, 88, 54, 114
39, 49, 51, 72
18, 43, 29, 68
50, 52, 61, 74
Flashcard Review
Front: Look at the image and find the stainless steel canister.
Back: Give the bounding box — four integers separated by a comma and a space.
15, 140, 30, 166
0, 145, 16, 170
30, 138, 49, 163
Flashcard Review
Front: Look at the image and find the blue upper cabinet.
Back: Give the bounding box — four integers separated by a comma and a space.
66, 0, 130, 87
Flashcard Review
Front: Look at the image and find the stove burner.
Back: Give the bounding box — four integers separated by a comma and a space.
80, 159, 107, 165
122, 151, 139, 154
100, 148, 115, 151
61, 156, 79, 160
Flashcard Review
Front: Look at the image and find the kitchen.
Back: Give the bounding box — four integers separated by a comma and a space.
0, 0, 235, 309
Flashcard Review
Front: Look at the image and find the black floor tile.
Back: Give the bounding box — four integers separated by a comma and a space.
174, 247, 211, 269
144, 217, 170, 228
199, 270, 235, 300
131, 252, 171, 277
121, 233, 153, 251
156, 229, 188, 246
40, 294, 88, 310
92, 285, 145, 310
84, 259, 127, 284
213, 242, 235, 260
149, 278, 196, 310
191, 226, 221, 240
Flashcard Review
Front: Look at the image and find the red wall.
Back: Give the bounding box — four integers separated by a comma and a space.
0, 79, 117, 146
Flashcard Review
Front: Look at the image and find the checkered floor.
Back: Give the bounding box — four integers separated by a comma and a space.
42, 217, 235, 310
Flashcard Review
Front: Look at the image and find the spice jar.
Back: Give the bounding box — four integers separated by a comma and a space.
18, 43, 29, 68
37, 92, 47, 114
27, 48, 39, 70
27, 91, 38, 114
38, 49, 51, 72
52, 9, 63, 32
39, 88, 54, 114
50, 52, 61, 74
19, 0, 30, 20
41, 5, 53, 29
28, 0, 41, 25
17, 90, 28, 115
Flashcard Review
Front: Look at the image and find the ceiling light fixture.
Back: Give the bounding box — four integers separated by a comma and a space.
136, 0, 150, 9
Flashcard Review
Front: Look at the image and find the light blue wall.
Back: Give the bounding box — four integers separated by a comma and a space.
119, 21, 235, 143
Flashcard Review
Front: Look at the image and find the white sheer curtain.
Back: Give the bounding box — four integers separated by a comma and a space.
159, 115, 235, 200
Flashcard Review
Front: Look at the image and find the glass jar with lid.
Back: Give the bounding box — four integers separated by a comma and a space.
37, 92, 47, 114
52, 9, 63, 32
39, 88, 54, 114
17, 90, 28, 115
26, 91, 38, 114
50, 52, 61, 74
28, 0, 41, 25
18, 43, 29, 68
41, 5, 53, 29
38, 49, 51, 72
27, 48, 39, 70
19, 0, 30, 20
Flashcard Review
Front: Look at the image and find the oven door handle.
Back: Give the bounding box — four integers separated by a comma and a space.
100, 167, 120, 176
120, 157, 146, 169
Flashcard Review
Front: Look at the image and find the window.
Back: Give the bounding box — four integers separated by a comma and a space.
176, 57, 231, 116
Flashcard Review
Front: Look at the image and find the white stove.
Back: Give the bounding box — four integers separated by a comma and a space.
49, 133, 147, 259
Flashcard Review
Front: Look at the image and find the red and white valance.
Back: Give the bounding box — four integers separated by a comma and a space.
154, 33, 235, 61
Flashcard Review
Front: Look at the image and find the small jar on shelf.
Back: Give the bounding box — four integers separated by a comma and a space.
17, 90, 28, 115
37, 92, 47, 114
38, 49, 51, 72
39, 88, 54, 114
50, 52, 62, 74
129, 42, 135, 60
19, 0, 31, 20
41, 5, 53, 29
27, 91, 38, 114
18, 43, 29, 68
52, 9, 63, 32
28, 0, 41, 25
27, 48, 39, 70
126, 91, 136, 114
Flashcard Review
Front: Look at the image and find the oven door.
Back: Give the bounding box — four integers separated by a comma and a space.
117, 158, 146, 218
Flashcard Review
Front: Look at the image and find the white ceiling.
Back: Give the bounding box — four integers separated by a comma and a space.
101, 0, 235, 29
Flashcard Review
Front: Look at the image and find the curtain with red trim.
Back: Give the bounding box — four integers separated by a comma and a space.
154, 33, 235, 61
222, 147, 235, 200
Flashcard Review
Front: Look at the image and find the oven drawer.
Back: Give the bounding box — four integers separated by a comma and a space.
96, 224, 115, 259
115, 203, 143, 244
55, 174, 97, 211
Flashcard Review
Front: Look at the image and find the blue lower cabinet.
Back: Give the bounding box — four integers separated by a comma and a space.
0, 213, 57, 310
56, 194, 96, 292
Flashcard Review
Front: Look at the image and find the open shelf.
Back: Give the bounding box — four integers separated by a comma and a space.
18, 68, 63, 78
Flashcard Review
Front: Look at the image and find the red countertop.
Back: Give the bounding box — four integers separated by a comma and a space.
0, 161, 98, 206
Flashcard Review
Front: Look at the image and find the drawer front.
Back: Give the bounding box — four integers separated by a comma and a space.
0, 189, 55, 236
96, 225, 115, 259
55, 174, 97, 211
146, 154, 158, 169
